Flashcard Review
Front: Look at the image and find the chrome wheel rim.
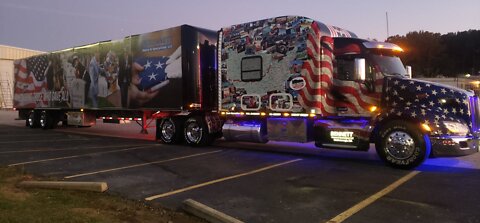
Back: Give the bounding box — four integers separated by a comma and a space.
186, 122, 202, 143
161, 120, 175, 141
385, 131, 415, 160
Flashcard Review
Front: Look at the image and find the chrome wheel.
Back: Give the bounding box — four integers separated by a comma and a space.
161, 119, 175, 142
185, 121, 202, 144
385, 131, 415, 160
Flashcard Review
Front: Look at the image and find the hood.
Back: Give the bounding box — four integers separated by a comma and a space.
382, 76, 475, 133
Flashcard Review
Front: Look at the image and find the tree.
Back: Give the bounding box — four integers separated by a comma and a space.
388, 31, 445, 77
388, 30, 480, 78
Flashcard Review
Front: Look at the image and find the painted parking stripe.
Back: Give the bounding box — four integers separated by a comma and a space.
145, 158, 303, 201
0, 133, 67, 138
0, 144, 153, 154
64, 150, 223, 179
325, 171, 421, 223
7, 145, 160, 167
0, 138, 90, 144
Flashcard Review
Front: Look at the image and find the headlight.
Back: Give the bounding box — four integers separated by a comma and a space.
443, 121, 470, 135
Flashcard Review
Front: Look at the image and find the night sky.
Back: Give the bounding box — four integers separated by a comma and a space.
1, 0, 479, 52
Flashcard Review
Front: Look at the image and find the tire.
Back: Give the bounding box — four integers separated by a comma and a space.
39, 110, 54, 130
375, 120, 430, 169
27, 111, 39, 128
184, 116, 212, 146
158, 118, 183, 144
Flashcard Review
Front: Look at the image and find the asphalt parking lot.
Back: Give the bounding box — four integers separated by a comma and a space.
1, 110, 480, 223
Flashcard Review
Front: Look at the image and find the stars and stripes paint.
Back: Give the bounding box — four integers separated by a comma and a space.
380, 77, 475, 134
297, 22, 383, 116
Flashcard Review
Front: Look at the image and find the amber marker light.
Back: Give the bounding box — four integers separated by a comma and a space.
283, 113, 290, 117
260, 112, 266, 116
392, 46, 404, 52
421, 123, 432, 132
369, 106, 378, 112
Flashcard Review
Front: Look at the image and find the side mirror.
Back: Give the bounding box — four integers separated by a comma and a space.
405, 66, 412, 79
354, 58, 366, 81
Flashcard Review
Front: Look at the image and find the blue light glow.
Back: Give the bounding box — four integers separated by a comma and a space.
237, 121, 262, 127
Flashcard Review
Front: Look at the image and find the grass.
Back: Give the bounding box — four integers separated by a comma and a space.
0, 167, 204, 223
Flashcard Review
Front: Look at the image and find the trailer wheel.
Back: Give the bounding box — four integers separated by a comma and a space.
27, 111, 39, 128
158, 118, 183, 144
39, 110, 54, 129
184, 116, 212, 146
375, 121, 430, 169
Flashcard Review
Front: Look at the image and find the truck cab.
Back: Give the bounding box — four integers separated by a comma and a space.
315, 36, 480, 168
219, 15, 479, 169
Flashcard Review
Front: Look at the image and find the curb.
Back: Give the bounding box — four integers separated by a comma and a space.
182, 199, 244, 223
18, 181, 108, 192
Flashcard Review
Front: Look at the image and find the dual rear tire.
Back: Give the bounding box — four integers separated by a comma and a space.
158, 116, 213, 146
26, 110, 56, 129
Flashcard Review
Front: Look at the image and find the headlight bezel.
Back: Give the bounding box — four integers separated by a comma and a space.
443, 121, 470, 135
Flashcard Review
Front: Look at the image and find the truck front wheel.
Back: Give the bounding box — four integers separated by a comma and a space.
184, 116, 212, 146
158, 118, 183, 144
375, 121, 430, 169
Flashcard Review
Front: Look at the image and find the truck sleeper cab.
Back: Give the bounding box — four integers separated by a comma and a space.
218, 15, 479, 169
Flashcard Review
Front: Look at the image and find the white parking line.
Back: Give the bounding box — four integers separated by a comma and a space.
325, 171, 421, 223
64, 150, 223, 179
145, 158, 303, 201
0, 133, 66, 138
0, 138, 90, 144
7, 145, 160, 166
0, 144, 153, 154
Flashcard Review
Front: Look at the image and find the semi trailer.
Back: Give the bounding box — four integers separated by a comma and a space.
14, 16, 479, 169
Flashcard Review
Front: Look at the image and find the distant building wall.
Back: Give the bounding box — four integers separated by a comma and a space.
0, 45, 44, 108
417, 77, 477, 91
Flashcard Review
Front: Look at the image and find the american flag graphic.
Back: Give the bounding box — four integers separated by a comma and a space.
13, 55, 50, 108
379, 77, 473, 134
135, 57, 169, 90
297, 22, 383, 116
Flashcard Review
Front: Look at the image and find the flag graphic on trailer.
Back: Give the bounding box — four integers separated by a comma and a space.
13, 55, 50, 108
135, 56, 169, 91
27, 55, 49, 91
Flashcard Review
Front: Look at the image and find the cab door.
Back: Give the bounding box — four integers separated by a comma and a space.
332, 42, 377, 116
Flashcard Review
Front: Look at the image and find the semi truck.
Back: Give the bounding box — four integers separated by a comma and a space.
14, 16, 479, 169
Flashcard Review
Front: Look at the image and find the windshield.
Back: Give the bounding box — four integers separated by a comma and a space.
371, 54, 407, 76
370, 54, 407, 77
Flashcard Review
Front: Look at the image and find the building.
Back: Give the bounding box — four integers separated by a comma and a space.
0, 45, 44, 109
417, 77, 480, 93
